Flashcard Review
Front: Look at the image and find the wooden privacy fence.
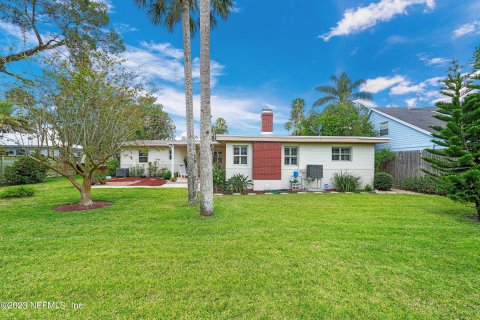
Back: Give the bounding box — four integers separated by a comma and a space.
380, 150, 445, 186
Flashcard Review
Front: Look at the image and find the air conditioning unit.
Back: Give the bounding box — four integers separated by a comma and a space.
306, 165, 323, 180
116, 168, 129, 178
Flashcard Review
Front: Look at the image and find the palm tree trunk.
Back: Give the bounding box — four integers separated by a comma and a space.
181, 0, 197, 205
199, 0, 213, 216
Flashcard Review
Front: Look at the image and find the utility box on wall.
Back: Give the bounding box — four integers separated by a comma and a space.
306, 165, 323, 180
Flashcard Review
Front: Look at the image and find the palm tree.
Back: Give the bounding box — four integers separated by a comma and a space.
135, 0, 233, 206
212, 117, 228, 134
199, 0, 213, 216
284, 98, 305, 136
313, 72, 373, 108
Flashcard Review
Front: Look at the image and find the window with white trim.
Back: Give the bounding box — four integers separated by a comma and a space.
332, 147, 351, 161
233, 145, 247, 165
284, 146, 298, 165
139, 150, 148, 163
379, 121, 389, 136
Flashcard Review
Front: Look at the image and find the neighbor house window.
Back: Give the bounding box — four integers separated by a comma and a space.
169, 149, 172, 160
284, 146, 298, 165
233, 145, 247, 165
379, 121, 389, 136
213, 151, 222, 166
332, 147, 351, 161
139, 150, 148, 163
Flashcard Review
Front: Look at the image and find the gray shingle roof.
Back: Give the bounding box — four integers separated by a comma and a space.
372, 107, 444, 133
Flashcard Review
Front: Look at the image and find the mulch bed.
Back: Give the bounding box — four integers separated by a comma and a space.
54, 201, 112, 212
107, 177, 166, 187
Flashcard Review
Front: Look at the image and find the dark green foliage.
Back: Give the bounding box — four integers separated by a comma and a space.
284, 98, 305, 136
135, 96, 176, 140
375, 148, 395, 172
423, 55, 480, 219
226, 174, 252, 194
399, 175, 447, 195
4, 156, 47, 185
213, 166, 226, 191
163, 170, 172, 180
0, 185, 35, 198
364, 184, 373, 192
333, 171, 361, 192
374, 172, 393, 191
106, 158, 119, 177
299, 103, 376, 136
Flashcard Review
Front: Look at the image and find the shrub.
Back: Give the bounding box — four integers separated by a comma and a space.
333, 171, 361, 192
374, 172, 393, 191
375, 148, 395, 172
213, 166, 226, 192
129, 165, 145, 177
0, 186, 35, 198
399, 175, 447, 195
226, 174, 252, 194
106, 158, 119, 177
163, 170, 172, 180
364, 184, 373, 192
4, 156, 47, 185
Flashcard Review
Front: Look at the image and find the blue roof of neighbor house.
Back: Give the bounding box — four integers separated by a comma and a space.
371, 107, 444, 134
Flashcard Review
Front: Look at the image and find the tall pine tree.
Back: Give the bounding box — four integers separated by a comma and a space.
424, 50, 480, 220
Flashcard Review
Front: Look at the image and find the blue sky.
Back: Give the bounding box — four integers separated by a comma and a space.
1, 0, 479, 137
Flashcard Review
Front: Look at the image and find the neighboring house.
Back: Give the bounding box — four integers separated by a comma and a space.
369, 107, 444, 151
0, 132, 62, 157
121, 109, 389, 191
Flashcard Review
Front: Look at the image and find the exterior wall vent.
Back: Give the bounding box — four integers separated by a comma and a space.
306, 165, 323, 180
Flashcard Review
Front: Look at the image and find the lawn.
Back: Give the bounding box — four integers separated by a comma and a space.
1, 178, 479, 319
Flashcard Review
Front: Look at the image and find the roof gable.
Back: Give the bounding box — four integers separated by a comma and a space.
370, 107, 444, 135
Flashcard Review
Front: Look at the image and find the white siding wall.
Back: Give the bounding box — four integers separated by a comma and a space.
225, 142, 253, 180
120, 147, 187, 174
369, 111, 438, 151
225, 142, 375, 191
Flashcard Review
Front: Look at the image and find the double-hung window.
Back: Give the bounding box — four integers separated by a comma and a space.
332, 147, 351, 161
284, 146, 298, 165
139, 150, 148, 163
213, 151, 223, 166
233, 145, 247, 165
379, 121, 389, 136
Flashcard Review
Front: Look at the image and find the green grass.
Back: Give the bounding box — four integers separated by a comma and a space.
1, 177, 479, 319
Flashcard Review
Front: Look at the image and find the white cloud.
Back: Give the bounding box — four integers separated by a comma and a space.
418, 53, 449, 66
361, 75, 406, 93
453, 20, 480, 38
123, 42, 225, 87
390, 80, 425, 95
405, 98, 417, 108
350, 47, 359, 56
113, 23, 138, 34
320, 0, 436, 41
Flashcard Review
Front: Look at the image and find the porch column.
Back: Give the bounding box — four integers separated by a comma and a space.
170, 144, 175, 175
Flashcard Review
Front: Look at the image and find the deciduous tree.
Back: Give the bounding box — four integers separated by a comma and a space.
0, 0, 122, 83
8, 52, 146, 207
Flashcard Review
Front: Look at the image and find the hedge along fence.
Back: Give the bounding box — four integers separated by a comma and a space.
0, 156, 61, 178
378, 149, 446, 186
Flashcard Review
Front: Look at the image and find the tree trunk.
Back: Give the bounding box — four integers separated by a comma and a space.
199, 0, 213, 216
181, 0, 197, 205
80, 174, 94, 206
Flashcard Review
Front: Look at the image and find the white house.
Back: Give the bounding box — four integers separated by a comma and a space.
120, 109, 389, 191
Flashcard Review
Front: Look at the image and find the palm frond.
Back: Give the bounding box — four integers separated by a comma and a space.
313, 96, 336, 107
351, 91, 373, 101
315, 85, 338, 97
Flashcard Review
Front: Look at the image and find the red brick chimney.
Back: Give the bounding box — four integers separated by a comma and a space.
260, 108, 273, 135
